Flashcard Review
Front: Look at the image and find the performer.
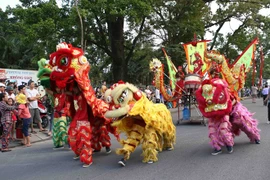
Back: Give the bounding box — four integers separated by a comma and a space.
173, 66, 185, 98
196, 78, 260, 156
208, 62, 221, 79
104, 82, 176, 166
67, 83, 93, 167
48, 42, 119, 167
46, 87, 68, 149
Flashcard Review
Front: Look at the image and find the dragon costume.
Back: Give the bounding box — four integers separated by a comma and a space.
37, 59, 68, 148
47, 43, 119, 167
205, 50, 246, 100
195, 77, 260, 155
104, 82, 176, 166
150, 58, 184, 101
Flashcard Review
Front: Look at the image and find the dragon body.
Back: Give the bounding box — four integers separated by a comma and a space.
150, 58, 184, 101
104, 82, 176, 166
205, 51, 246, 100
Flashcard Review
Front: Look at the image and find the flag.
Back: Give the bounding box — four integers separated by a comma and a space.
162, 48, 177, 90
231, 38, 258, 73
259, 45, 264, 88
183, 40, 210, 75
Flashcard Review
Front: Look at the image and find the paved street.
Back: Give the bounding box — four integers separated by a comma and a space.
0, 99, 269, 180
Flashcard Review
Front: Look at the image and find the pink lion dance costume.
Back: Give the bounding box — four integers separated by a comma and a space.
196, 78, 260, 155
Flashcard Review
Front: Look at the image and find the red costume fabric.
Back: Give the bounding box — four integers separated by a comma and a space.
68, 93, 92, 165
54, 93, 67, 118
193, 52, 203, 76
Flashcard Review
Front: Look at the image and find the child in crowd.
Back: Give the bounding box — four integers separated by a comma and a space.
8, 98, 17, 141
16, 85, 32, 147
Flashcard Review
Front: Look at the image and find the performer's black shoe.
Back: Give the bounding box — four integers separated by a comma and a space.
226, 146, 233, 154
53, 146, 64, 150
255, 140, 260, 144
93, 149, 101, 153
211, 149, 222, 156
105, 147, 111, 154
118, 158, 126, 167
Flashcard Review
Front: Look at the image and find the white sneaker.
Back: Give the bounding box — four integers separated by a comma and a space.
73, 155, 80, 160
147, 160, 154, 164
82, 162, 92, 168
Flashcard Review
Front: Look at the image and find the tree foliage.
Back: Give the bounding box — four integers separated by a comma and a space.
0, 0, 270, 86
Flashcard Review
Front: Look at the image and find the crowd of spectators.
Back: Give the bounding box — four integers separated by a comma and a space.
0, 77, 47, 152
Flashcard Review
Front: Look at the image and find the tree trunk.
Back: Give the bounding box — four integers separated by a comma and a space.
75, 0, 84, 50
107, 17, 126, 82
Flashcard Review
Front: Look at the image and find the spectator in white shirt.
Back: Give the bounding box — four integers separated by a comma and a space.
26, 81, 46, 133
262, 85, 269, 106
145, 86, 152, 100
155, 88, 160, 103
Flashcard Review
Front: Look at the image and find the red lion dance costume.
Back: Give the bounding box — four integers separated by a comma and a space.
49, 43, 119, 167
196, 78, 260, 155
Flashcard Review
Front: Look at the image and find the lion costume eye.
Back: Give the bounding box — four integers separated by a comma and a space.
60, 57, 69, 66
106, 96, 112, 103
117, 89, 129, 103
219, 92, 225, 101
79, 56, 87, 64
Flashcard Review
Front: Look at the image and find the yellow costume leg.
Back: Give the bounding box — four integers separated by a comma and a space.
142, 127, 159, 163
116, 124, 144, 161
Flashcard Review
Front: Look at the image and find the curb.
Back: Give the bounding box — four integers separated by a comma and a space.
8, 136, 52, 149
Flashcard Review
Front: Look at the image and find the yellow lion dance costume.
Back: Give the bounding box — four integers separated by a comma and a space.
104, 81, 176, 167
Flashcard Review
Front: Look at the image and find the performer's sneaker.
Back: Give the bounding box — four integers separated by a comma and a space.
166, 147, 173, 151
211, 149, 222, 156
226, 146, 233, 154
82, 162, 92, 168
53, 146, 64, 150
93, 149, 101, 153
73, 155, 80, 160
118, 158, 126, 167
147, 160, 154, 164
255, 140, 261, 144
105, 147, 111, 154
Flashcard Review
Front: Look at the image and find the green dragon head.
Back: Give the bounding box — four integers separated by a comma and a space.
37, 58, 53, 89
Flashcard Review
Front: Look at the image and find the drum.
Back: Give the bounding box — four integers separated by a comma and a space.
184, 74, 201, 93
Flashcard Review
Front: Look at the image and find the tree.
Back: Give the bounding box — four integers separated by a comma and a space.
149, 0, 210, 67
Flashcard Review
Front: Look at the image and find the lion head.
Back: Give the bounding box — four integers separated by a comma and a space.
104, 81, 143, 120
195, 78, 232, 118
149, 58, 162, 72
49, 43, 88, 89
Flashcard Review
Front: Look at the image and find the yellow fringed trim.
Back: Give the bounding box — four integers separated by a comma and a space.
141, 148, 158, 163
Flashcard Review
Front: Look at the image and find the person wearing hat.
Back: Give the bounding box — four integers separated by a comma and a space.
16, 85, 31, 147
6, 86, 15, 101
0, 92, 17, 152
0, 83, 5, 94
